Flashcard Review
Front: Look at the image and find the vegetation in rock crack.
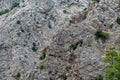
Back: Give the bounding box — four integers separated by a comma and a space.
95, 29, 109, 42
70, 40, 83, 50
103, 45, 120, 80
63, 10, 68, 13
82, 14, 87, 20
20, 27, 25, 32
63, 10, 67, 13
59, 73, 67, 80
39, 46, 49, 60
39, 61, 45, 69
1, 0, 120, 80
11, 2, 19, 10
116, 17, 120, 25
16, 20, 21, 24
0, 9, 9, 16
80, 77, 83, 80
92, 0, 100, 3
32, 42, 38, 52
82, 12, 87, 20
119, 1, 120, 8
16, 72, 21, 78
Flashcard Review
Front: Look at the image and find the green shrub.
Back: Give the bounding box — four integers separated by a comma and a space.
82, 14, 87, 20
70, 40, 83, 50
16, 72, 21, 78
63, 10, 67, 13
20, 27, 25, 32
39, 46, 49, 60
39, 62, 44, 69
116, 17, 120, 25
95, 29, 109, 42
0, 9, 9, 16
103, 46, 120, 80
11, 2, 19, 10
60, 74, 67, 80
92, 0, 100, 3
16, 20, 21, 24
32, 46, 38, 52
80, 77, 83, 80
32, 42, 38, 52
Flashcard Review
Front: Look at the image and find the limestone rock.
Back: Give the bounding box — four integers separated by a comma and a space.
0, 0, 120, 80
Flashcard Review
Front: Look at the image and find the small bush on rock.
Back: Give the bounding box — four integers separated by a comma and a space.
82, 14, 87, 20
16, 20, 21, 24
103, 46, 120, 80
70, 40, 83, 50
60, 74, 67, 80
95, 29, 109, 42
32, 42, 38, 52
39, 46, 49, 60
92, 0, 100, 3
11, 2, 19, 10
116, 17, 120, 25
39, 62, 44, 69
0, 9, 9, 16
16, 72, 21, 78
63, 10, 67, 13
20, 27, 25, 32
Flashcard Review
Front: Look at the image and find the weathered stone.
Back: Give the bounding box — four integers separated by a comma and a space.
0, 0, 120, 80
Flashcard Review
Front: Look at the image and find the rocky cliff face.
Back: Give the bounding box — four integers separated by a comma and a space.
0, 0, 120, 80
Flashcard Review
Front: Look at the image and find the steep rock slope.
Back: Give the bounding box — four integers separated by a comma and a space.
0, 0, 120, 80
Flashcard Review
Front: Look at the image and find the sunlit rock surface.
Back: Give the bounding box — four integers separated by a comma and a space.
0, 0, 120, 80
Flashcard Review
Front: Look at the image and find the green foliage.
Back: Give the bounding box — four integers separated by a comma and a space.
92, 0, 100, 3
39, 61, 44, 69
32, 42, 38, 52
0, 9, 9, 16
16, 20, 21, 24
70, 40, 83, 50
80, 77, 83, 80
16, 72, 21, 78
103, 46, 120, 80
95, 75, 103, 80
33, 42, 36, 46
95, 29, 109, 42
39, 46, 49, 60
20, 27, 25, 32
82, 14, 87, 20
63, 10, 67, 13
11, 2, 19, 10
60, 74, 67, 80
0, 2, 19, 16
32, 46, 37, 52
116, 17, 120, 25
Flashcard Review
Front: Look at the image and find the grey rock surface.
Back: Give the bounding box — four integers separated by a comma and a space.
0, 0, 120, 80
